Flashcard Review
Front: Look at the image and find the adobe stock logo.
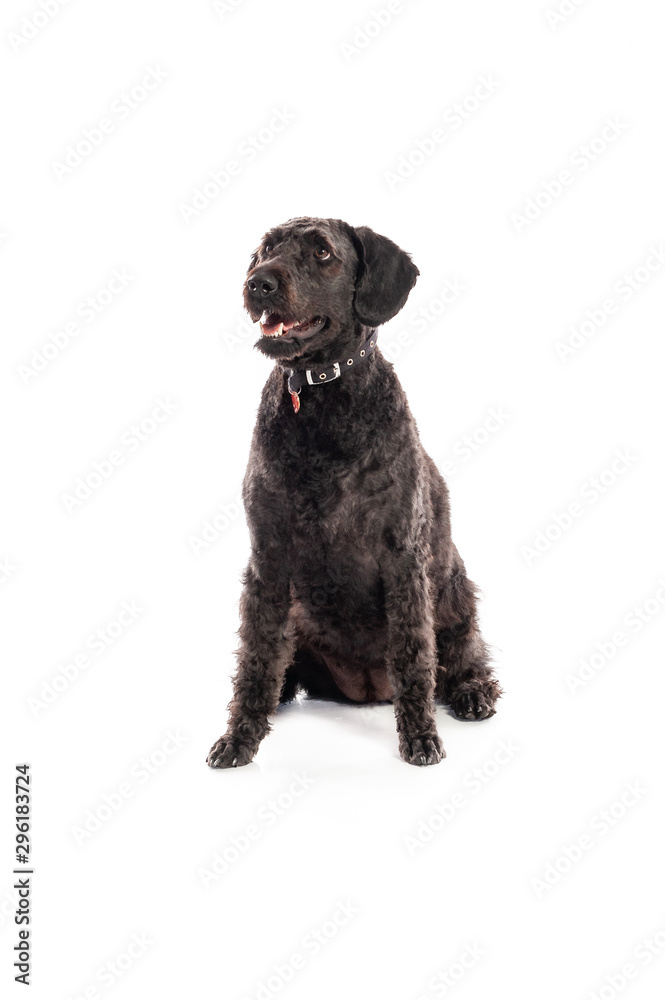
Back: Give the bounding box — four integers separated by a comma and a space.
530, 782, 647, 898
404, 740, 519, 855
63, 933, 153, 998
415, 944, 485, 1000
178, 108, 295, 223
18, 269, 134, 384
220, 315, 257, 353
70, 731, 189, 846
51, 68, 168, 180
238, 901, 358, 1000
554, 244, 665, 361
564, 579, 665, 694
60, 397, 179, 513
198, 773, 315, 887
382, 277, 466, 362
585, 920, 665, 1000
212, 0, 249, 17
7, 0, 72, 53
0, 557, 17, 587
521, 449, 638, 566
27, 601, 144, 716
188, 493, 243, 554
384, 75, 500, 191
339, 1, 405, 63
545, 0, 592, 29
437, 406, 511, 479
511, 117, 629, 233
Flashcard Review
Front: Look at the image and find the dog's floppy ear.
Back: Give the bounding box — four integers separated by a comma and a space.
348, 225, 419, 327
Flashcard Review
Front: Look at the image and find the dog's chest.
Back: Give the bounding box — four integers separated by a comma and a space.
254, 371, 406, 558
275, 442, 392, 543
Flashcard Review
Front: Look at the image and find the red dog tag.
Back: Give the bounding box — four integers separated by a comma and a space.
290, 391, 300, 413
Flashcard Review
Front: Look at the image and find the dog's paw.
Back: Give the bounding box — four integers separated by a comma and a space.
206, 735, 256, 769
399, 733, 446, 766
449, 678, 501, 720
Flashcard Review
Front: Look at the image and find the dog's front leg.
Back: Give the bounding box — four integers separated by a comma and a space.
383, 551, 445, 766
207, 559, 293, 768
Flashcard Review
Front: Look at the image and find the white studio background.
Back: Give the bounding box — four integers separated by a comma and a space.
2, 1, 665, 998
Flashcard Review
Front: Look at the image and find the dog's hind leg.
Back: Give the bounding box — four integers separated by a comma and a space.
278, 664, 301, 704
434, 567, 501, 720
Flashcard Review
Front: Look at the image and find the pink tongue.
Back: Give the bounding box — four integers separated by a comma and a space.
261, 317, 297, 335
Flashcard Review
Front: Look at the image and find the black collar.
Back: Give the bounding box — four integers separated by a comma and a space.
286, 330, 378, 412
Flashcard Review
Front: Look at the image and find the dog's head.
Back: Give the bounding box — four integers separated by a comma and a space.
243, 217, 419, 362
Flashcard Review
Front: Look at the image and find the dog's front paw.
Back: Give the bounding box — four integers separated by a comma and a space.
399, 732, 446, 766
206, 735, 256, 769
449, 677, 501, 720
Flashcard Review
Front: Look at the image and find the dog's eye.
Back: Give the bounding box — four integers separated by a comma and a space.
314, 247, 330, 260
264, 244, 273, 255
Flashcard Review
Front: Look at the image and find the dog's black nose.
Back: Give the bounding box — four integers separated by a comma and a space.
246, 270, 278, 297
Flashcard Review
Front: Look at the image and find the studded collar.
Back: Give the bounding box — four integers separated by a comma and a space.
286, 330, 378, 413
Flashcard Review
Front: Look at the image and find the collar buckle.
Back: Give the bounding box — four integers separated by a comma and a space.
306, 362, 341, 385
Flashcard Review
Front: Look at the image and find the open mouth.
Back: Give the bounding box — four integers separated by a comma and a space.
259, 312, 326, 339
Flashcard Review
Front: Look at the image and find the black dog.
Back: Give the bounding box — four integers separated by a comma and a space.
207, 217, 501, 768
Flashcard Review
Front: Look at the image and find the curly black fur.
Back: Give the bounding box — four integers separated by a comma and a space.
207, 218, 501, 768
